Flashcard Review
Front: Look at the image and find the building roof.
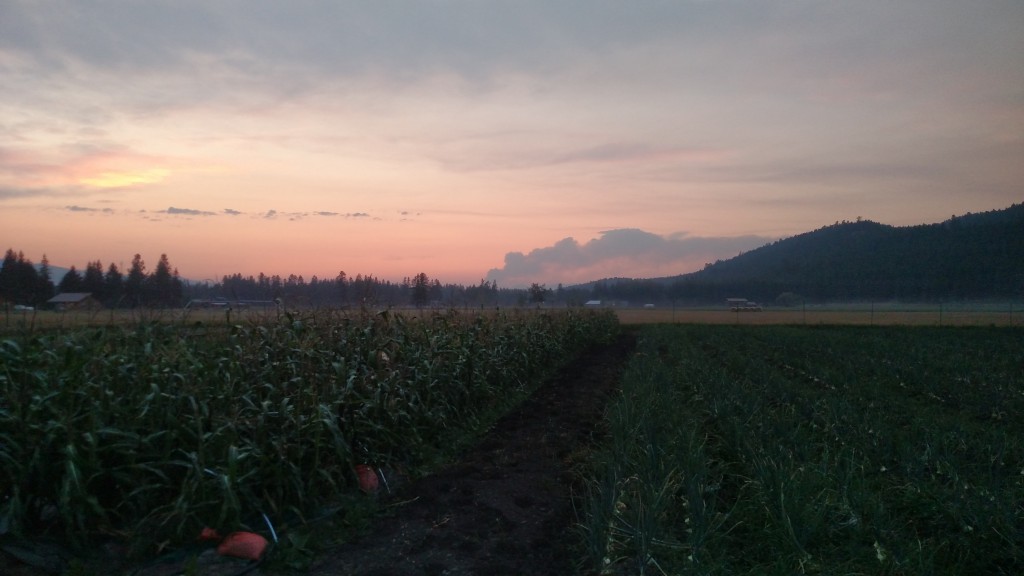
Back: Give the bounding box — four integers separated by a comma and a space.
47, 292, 94, 303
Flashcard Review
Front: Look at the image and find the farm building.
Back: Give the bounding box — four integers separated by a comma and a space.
47, 292, 103, 311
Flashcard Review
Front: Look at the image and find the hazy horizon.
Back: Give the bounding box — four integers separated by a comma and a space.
20, 204, 1016, 290
3, 1, 1022, 288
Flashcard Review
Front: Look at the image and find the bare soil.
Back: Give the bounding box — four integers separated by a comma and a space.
305, 332, 635, 576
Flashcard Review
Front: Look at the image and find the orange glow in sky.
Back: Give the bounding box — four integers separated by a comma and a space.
79, 168, 171, 188
1, 2, 1021, 287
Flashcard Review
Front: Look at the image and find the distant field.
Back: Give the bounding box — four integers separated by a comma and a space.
1, 307, 253, 332
615, 304, 1022, 326
0, 306, 504, 333
3, 302, 1022, 332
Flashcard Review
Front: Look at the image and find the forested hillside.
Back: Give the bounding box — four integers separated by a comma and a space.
592, 203, 1024, 304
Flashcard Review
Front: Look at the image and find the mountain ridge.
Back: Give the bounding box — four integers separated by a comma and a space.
577, 203, 1024, 303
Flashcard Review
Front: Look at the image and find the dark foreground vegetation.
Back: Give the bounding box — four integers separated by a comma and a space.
0, 308, 619, 573
580, 324, 1023, 574
1, 313, 1020, 575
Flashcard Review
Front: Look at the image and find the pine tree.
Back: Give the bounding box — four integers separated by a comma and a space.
411, 272, 430, 308
171, 267, 184, 306
104, 263, 124, 306
149, 254, 175, 307
36, 254, 55, 304
82, 260, 105, 300
0, 249, 18, 304
336, 270, 348, 304
125, 254, 146, 306
58, 266, 84, 293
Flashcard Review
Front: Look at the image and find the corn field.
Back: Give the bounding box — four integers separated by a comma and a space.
0, 307, 618, 554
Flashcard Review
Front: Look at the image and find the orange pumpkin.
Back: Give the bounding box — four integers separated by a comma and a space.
216, 531, 269, 561
355, 464, 379, 493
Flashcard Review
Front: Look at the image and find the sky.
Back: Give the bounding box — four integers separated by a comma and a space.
2, 1, 1022, 288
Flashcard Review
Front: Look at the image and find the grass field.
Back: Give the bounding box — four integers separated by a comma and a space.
4, 301, 1021, 334
1, 306, 274, 333
614, 303, 1022, 326
0, 306, 514, 335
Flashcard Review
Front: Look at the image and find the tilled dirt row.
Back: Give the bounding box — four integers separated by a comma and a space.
309, 333, 636, 576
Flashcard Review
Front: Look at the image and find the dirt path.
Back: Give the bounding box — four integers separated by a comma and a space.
307, 332, 636, 576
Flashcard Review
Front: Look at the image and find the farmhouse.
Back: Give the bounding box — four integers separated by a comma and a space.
47, 292, 102, 311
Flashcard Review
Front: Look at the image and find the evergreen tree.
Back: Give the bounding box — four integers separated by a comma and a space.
149, 254, 176, 307
352, 274, 377, 305
430, 279, 443, 304
125, 254, 146, 306
82, 260, 105, 299
171, 267, 184, 306
58, 266, 84, 293
36, 254, 55, 304
336, 270, 348, 305
104, 263, 124, 306
0, 250, 47, 305
411, 272, 430, 308
0, 249, 18, 304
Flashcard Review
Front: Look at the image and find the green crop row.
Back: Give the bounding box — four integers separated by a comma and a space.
579, 325, 1022, 575
0, 307, 618, 556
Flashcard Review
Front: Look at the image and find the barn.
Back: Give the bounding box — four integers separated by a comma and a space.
47, 292, 103, 311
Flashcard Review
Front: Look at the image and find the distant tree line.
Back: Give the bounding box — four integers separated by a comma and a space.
187, 271, 517, 308
187, 275, 586, 309
4, 204, 1020, 310
0, 250, 550, 311
0, 250, 183, 308
0, 250, 56, 307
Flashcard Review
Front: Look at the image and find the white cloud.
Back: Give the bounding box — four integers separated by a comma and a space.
486, 228, 773, 287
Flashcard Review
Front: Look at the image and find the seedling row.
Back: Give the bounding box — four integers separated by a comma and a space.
581, 325, 1022, 575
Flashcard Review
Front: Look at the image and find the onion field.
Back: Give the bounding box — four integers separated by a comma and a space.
581, 324, 1023, 575
0, 308, 619, 558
